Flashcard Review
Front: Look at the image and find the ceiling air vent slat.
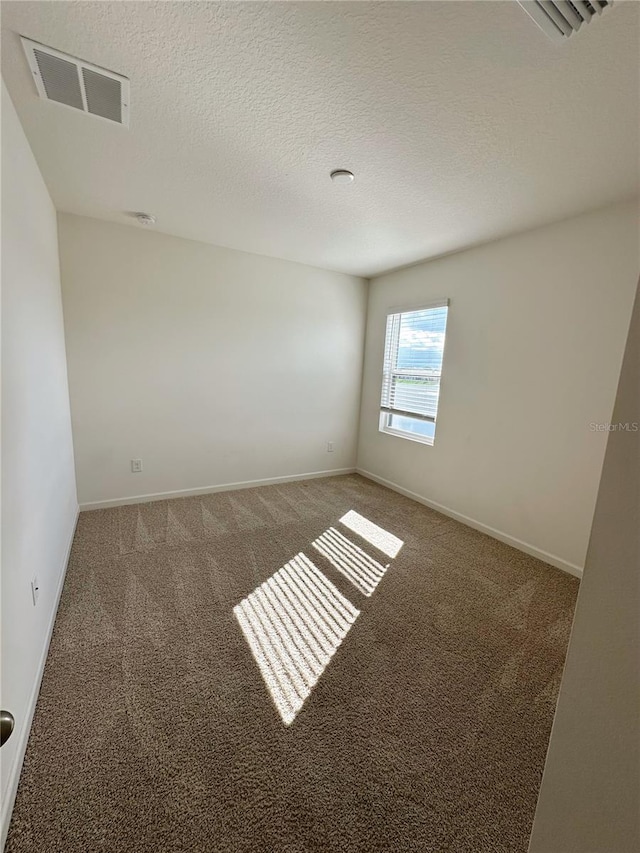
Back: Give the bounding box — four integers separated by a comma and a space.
572, 1, 594, 22
32, 49, 83, 110
21, 38, 129, 126
539, 1, 575, 36
82, 67, 122, 123
517, 0, 613, 42
555, 1, 584, 29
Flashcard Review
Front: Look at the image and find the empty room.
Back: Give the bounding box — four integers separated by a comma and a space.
1, 2, 638, 851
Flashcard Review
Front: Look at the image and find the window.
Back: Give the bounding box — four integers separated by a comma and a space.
379, 300, 449, 445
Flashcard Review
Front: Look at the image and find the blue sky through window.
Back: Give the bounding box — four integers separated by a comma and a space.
397, 307, 447, 371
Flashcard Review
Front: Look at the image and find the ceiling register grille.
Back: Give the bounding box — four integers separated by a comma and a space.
22, 38, 129, 125
517, 0, 614, 42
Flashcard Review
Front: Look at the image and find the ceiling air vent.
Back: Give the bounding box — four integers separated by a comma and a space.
517, 1, 614, 43
21, 38, 129, 126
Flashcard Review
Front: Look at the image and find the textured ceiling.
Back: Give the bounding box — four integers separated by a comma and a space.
1, 1, 638, 276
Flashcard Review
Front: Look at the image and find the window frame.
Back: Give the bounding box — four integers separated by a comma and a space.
378, 299, 450, 447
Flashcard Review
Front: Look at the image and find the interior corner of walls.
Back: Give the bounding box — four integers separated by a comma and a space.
527, 277, 640, 853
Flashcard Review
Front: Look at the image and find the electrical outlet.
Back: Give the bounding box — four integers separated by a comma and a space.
31, 576, 40, 606
327, 441, 334, 452
131, 458, 143, 473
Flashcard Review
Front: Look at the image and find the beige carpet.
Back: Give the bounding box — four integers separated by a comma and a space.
6, 474, 579, 852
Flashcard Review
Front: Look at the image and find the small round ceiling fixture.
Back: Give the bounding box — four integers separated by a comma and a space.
132, 212, 156, 226
330, 169, 355, 184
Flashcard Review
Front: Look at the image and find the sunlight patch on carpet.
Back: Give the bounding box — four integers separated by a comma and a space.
234, 553, 360, 725
339, 510, 404, 558
312, 527, 389, 596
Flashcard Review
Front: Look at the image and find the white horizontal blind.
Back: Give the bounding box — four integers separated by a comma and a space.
380, 301, 449, 424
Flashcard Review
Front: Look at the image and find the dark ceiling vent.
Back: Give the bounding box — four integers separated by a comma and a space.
517, 1, 614, 43
21, 37, 129, 126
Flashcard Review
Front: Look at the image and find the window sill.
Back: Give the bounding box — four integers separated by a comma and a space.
379, 426, 434, 446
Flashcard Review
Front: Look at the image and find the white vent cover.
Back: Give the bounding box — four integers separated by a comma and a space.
21, 38, 129, 126
518, 1, 614, 43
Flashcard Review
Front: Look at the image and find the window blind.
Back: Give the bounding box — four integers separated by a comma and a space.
380, 301, 449, 424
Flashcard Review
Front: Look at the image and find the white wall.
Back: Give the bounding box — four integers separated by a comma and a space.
528, 279, 639, 853
57, 214, 367, 507
357, 200, 639, 573
0, 82, 78, 845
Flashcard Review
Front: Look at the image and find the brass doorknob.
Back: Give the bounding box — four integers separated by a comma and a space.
1, 710, 15, 747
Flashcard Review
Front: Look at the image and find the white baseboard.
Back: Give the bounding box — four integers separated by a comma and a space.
356, 468, 583, 578
1, 506, 79, 852
79, 467, 357, 511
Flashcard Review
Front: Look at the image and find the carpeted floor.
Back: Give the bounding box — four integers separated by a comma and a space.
6, 474, 579, 853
